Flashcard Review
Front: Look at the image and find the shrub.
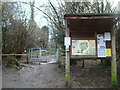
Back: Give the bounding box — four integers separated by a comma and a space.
5, 56, 19, 67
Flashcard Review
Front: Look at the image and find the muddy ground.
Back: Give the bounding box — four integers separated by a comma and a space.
2, 64, 65, 88
2, 60, 120, 88
71, 60, 120, 88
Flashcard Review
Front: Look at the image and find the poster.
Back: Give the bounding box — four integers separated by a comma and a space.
106, 48, 112, 56
72, 40, 96, 55
97, 34, 106, 57
64, 37, 71, 51
104, 32, 111, 41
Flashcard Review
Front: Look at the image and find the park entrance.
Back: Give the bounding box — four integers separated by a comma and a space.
28, 48, 58, 64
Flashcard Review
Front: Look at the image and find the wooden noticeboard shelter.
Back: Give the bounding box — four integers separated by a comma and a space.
64, 13, 120, 87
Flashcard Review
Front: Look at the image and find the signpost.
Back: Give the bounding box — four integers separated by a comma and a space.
111, 27, 118, 87
65, 20, 71, 87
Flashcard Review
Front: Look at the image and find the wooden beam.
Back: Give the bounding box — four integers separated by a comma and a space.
111, 27, 118, 87
70, 56, 111, 60
66, 16, 117, 19
2, 54, 28, 56
65, 19, 71, 87
2, 54, 29, 63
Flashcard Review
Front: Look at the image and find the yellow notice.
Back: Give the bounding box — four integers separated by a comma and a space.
106, 48, 111, 56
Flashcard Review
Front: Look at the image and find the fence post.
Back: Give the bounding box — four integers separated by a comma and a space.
26, 54, 29, 64
58, 46, 62, 68
56, 48, 58, 61
40, 48, 41, 56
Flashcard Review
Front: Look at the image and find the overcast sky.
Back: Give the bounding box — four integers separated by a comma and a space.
34, 0, 120, 28
2, 0, 120, 28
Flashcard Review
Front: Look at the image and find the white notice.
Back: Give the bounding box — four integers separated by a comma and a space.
64, 37, 71, 46
104, 32, 111, 41
97, 34, 106, 57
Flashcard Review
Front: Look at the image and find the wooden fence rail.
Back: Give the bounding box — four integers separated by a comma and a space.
2, 54, 29, 56
2, 54, 29, 63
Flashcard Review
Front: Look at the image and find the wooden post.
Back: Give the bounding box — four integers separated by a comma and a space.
26, 55, 29, 64
65, 19, 71, 87
81, 60, 84, 68
39, 48, 41, 56
58, 46, 61, 68
111, 27, 118, 87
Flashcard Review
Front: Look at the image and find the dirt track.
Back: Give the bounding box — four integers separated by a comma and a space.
2, 60, 120, 88
2, 64, 65, 88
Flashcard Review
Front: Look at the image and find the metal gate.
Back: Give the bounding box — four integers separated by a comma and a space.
28, 48, 58, 64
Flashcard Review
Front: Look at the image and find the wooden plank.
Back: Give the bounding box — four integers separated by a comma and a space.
69, 19, 113, 27
64, 14, 118, 19
68, 18, 113, 33
69, 27, 112, 32
2, 54, 29, 63
70, 32, 95, 38
70, 56, 111, 60
2, 54, 28, 56
71, 38, 95, 40
111, 28, 118, 87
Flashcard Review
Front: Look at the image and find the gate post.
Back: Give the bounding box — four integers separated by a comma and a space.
111, 27, 117, 87
39, 48, 41, 56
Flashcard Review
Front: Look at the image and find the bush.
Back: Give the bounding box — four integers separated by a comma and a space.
4, 56, 19, 67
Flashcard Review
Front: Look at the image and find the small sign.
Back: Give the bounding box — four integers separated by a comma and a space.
64, 37, 71, 46
106, 48, 112, 56
66, 46, 69, 51
104, 32, 111, 41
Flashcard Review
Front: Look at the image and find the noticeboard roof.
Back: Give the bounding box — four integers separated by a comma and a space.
64, 13, 119, 33
64, 13, 119, 19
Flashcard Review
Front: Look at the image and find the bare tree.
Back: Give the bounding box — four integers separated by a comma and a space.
46, 0, 117, 46
2, 2, 31, 54
2, 1, 118, 54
